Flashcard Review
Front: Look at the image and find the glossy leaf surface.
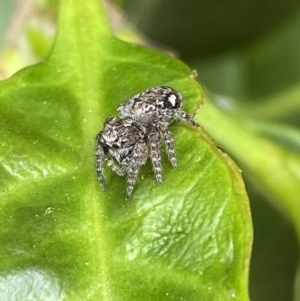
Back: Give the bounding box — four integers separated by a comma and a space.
0, 0, 252, 300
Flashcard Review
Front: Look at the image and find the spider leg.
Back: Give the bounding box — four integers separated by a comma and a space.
95, 136, 107, 191
147, 127, 163, 185
158, 125, 177, 169
126, 166, 139, 196
105, 155, 126, 176
126, 141, 148, 196
176, 110, 200, 127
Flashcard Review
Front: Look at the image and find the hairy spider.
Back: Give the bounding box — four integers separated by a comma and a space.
95, 116, 162, 196
118, 86, 200, 168
95, 86, 200, 196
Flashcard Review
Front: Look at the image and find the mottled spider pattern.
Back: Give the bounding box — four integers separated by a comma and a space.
118, 86, 199, 126
95, 86, 200, 196
95, 116, 162, 196
118, 86, 200, 168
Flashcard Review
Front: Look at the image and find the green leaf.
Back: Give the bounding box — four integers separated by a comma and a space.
0, 0, 252, 300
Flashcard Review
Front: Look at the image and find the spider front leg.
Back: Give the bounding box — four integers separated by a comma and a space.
95, 137, 107, 191
105, 155, 126, 177
126, 141, 148, 196
147, 127, 163, 184
176, 110, 200, 128
158, 124, 177, 168
126, 166, 139, 196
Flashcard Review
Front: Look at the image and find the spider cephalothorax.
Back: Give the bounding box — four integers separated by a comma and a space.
95, 86, 200, 196
118, 86, 200, 168
118, 86, 198, 126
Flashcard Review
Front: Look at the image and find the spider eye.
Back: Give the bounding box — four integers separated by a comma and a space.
166, 93, 180, 109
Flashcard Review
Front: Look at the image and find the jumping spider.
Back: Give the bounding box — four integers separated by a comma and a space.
95, 86, 200, 196
118, 86, 200, 168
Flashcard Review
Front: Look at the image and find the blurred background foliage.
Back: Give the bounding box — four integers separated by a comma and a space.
0, 1, 299, 301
